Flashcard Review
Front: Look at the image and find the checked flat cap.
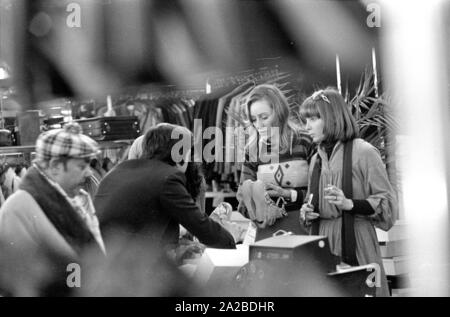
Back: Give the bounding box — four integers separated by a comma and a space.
35, 122, 100, 161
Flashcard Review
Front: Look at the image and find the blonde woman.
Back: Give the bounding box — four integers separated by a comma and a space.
237, 84, 314, 240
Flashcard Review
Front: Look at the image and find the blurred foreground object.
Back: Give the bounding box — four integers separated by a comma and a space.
381, 0, 450, 296
77, 233, 200, 296
193, 235, 378, 296
0, 63, 12, 146
238, 235, 377, 296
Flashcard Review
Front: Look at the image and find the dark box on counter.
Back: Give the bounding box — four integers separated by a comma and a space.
73, 116, 140, 141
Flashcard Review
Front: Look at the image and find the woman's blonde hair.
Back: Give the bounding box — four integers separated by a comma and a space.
246, 84, 299, 154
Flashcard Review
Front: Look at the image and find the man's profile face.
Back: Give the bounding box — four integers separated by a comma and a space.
53, 158, 91, 195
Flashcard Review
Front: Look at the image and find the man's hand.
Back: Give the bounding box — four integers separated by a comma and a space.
209, 202, 232, 222
220, 221, 246, 243
167, 239, 206, 265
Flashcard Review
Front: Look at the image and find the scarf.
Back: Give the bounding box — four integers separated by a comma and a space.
19, 166, 103, 257
311, 140, 336, 233
310, 141, 358, 266
321, 140, 337, 160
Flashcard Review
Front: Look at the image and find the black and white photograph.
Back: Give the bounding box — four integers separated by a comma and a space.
0, 0, 448, 300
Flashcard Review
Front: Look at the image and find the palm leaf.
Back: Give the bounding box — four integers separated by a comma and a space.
346, 67, 399, 192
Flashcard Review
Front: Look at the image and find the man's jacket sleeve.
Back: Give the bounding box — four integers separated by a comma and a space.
160, 172, 236, 249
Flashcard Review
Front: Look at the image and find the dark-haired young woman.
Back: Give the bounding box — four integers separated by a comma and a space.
299, 88, 398, 297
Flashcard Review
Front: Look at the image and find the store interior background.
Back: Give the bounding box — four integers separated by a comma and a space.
0, 0, 384, 212
1, 0, 450, 296
0, 0, 379, 109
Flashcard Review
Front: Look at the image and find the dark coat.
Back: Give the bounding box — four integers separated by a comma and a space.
94, 159, 235, 249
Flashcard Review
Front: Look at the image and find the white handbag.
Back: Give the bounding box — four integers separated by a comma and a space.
256, 159, 309, 188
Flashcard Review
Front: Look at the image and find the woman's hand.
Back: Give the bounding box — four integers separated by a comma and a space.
323, 185, 354, 211
265, 183, 291, 199
300, 203, 320, 226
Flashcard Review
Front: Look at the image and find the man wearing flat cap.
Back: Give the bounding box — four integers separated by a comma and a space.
0, 123, 105, 263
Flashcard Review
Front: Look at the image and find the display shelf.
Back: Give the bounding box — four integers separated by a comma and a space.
97, 139, 134, 149
376, 220, 408, 242
0, 140, 134, 164
0, 139, 134, 153
383, 256, 409, 276
0, 145, 36, 163
0, 145, 36, 154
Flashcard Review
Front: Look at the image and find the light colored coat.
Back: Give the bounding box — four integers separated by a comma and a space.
307, 138, 398, 296
0, 190, 77, 259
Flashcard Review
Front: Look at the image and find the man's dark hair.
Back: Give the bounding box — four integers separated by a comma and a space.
185, 161, 204, 201
142, 124, 191, 166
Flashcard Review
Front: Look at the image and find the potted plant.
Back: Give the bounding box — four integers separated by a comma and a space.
342, 68, 399, 198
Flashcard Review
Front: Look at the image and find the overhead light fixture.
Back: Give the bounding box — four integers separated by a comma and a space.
0, 62, 12, 134
0, 64, 10, 80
